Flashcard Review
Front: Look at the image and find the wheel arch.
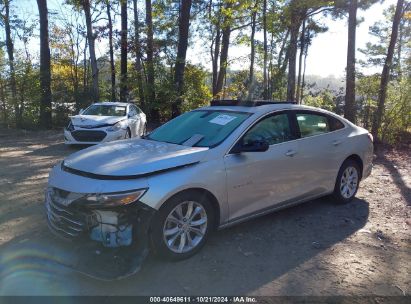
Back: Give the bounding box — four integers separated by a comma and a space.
158, 188, 221, 229
342, 154, 364, 179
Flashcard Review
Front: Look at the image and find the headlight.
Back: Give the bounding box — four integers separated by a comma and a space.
106, 122, 122, 132
66, 121, 74, 131
84, 188, 147, 207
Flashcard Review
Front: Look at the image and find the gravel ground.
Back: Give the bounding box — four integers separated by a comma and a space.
0, 128, 410, 296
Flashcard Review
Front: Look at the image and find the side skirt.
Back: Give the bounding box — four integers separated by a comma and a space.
218, 191, 333, 230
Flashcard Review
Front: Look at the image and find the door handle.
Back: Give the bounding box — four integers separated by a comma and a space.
333, 140, 342, 146
285, 150, 297, 157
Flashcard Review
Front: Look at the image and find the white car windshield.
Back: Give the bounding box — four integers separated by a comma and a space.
83, 105, 126, 117
147, 110, 250, 147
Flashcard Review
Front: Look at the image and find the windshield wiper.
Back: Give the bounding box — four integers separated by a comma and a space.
181, 134, 204, 147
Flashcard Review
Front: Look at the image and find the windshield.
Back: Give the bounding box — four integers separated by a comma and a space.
147, 110, 250, 147
82, 105, 126, 117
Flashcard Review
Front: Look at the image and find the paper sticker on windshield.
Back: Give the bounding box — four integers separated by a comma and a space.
209, 114, 237, 126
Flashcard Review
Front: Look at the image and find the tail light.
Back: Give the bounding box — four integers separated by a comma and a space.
367, 133, 373, 142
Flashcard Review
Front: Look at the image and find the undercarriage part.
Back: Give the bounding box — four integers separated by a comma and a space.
90, 210, 133, 247
62, 207, 156, 280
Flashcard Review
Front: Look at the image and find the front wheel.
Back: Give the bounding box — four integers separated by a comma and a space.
333, 160, 361, 204
141, 123, 147, 137
150, 191, 214, 260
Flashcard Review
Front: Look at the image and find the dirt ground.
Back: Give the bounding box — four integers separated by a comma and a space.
0, 127, 410, 297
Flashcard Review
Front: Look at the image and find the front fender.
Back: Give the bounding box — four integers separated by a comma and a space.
140, 159, 228, 226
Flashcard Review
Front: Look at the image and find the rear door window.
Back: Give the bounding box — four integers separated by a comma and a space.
296, 113, 330, 138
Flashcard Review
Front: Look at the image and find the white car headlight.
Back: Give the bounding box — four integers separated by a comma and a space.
106, 122, 122, 132
84, 189, 147, 207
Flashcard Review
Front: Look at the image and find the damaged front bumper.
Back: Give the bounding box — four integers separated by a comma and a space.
45, 187, 155, 280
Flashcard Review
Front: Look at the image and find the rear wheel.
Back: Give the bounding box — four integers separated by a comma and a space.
333, 159, 361, 203
150, 191, 214, 260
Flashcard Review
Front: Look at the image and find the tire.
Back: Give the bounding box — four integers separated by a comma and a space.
150, 191, 214, 261
124, 128, 131, 139
333, 159, 361, 204
141, 123, 147, 137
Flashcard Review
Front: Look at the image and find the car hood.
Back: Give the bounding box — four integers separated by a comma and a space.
70, 115, 125, 127
63, 139, 209, 178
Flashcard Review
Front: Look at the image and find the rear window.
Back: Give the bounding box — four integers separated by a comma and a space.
329, 116, 345, 131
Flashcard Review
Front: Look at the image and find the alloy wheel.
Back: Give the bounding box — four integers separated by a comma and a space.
163, 201, 208, 254
340, 166, 359, 199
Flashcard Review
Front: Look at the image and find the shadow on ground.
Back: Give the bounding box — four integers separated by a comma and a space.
0, 196, 369, 295
374, 153, 411, 206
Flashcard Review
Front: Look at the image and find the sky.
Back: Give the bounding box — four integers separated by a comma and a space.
9, 0, 398, 79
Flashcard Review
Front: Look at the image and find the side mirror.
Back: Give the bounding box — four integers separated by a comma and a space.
231, 139, 269, 153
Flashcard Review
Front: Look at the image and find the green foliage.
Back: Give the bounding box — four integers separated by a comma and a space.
220, 69, 249, 100
304, 89, 336, 112
181, 64, 212, 112
0, 0, 409, 147
356, 74, 411, 144
379, 78, 411, 144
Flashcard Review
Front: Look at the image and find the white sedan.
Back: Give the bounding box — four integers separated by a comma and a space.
64, 102, 147, 145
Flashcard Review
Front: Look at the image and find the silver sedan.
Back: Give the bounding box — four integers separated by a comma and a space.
46, 101, 373, 262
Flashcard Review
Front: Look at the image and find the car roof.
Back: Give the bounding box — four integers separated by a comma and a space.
199, 103, 329, 115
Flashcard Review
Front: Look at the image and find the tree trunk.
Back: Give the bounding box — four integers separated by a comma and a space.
296, 19, 306, 104
83, 36, 88, 96
214, 25, 230, 97
68, 29, 80, 111
0, 78, 7, 124
3, 0, 18, 126
263, 0, 268, 99
397, 18, 403, 79
211, 1, 221, 96
248, 6, 257, 98
277, 30, 289, 70
267, 32, 274, 97
120, 0, 128, 102
371, 0, 404, 139
300, 46, 308, 103
286, 10, 300, 102
344, 0, 358, 123
106, 0, 116, 101
172, 0, 192, 118
145, 0, 158, 123
83, 0, 99, 102
212, 26, 221, 95
133, 0, 145, 110
37, 0, 52, 129
213, 1, 232, 98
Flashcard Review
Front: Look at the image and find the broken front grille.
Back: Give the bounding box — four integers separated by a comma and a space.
71, 130, 107, 142
45, 189, 94, 239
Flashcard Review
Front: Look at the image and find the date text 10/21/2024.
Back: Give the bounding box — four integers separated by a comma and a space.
149, 297, 257, 303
